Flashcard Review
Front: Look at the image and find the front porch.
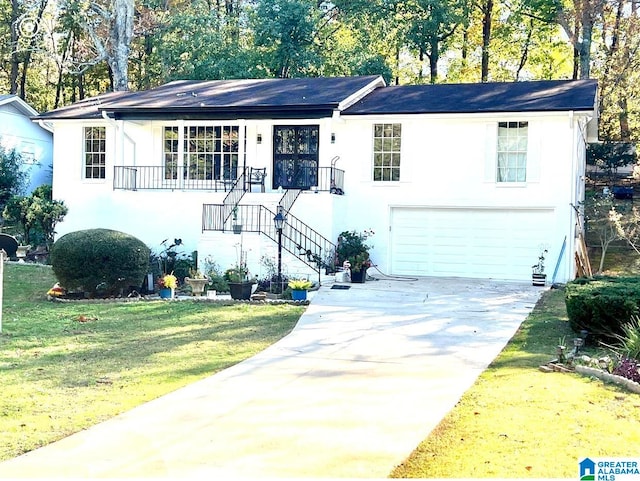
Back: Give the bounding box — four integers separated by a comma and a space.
113, 165, 344, 193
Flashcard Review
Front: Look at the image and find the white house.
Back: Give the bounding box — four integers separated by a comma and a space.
0, 95, 53, 193
34, 76, 598, 284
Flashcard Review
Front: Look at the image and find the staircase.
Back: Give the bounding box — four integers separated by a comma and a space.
202, 165, 337, 280
202, 202, 335, 278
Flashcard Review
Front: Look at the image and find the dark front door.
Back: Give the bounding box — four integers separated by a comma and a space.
273, 125, 319, 190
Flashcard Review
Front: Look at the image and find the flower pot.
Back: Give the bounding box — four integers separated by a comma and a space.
532, 273, 546, 286
185, 277, 208, 296
291, 289, 307, 301
16, 245, 30, 263
229, 282, 253, 300
159, 287, 173, 299
233, 224, 242, 234
350, 268, 367, 283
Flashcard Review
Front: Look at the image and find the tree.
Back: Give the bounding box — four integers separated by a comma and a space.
402, 0, 463, 83
583, 190, 621, 272
587, 142, 637, 182
2, 185, 68, 248
59, 0, 134, 91
0, 146, 28, 210
252, 0, 324, 78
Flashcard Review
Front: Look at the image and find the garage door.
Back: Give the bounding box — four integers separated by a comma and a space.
390, 207, 555, 281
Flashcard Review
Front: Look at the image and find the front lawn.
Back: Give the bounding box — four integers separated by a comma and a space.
0, 263, 304, 461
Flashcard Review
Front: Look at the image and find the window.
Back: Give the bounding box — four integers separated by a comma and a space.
164, 126, 179, 180
164, 125, 239, 181
497, 121, 528, 183
84, 126, 106, 179
373, 123, 401, 181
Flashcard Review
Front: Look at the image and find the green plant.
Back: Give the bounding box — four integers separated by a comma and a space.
565, 276, 640, 342
612, 315, 640, 360
532, 248, 548, 275
336, 229, 374, 271
2, 185, 68, 248
49, 228, 150, 297
288, 279, 312, 290
0, 146, 28, 209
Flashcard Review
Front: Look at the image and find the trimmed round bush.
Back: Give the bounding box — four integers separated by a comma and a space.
50, 229, 150, 297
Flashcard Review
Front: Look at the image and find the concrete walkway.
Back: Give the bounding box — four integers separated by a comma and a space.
0, 276, 543, 478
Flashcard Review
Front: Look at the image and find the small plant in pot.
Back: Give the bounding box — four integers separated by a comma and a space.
184, 268, 208, 296
157, 273, 177, 299
288, 278, 313, 301
336, 229, 374, 283
532, 248, 548, 286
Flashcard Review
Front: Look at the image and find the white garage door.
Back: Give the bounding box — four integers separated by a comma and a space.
390, 207, 555, 281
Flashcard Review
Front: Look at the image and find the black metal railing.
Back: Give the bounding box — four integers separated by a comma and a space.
114, 166, 239, 191
114, 165, 345, 194
202, 203, 335, 273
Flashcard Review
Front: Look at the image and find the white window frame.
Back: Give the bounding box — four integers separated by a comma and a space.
83, 126, 106, 180
372, 123, 401, 182
496, 121, 528, 183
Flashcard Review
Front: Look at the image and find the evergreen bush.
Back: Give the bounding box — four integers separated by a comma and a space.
50, 229, 150, 297
565, 276, 640, 342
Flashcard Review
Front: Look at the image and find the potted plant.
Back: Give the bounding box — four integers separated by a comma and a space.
232, 207, 242, 234
532, 249, 548, 286
336, 230, 374, 283
224, 244, 255, 299
288, 278, 313, 301
184, 268, 208, 296
157, 273, 177, 299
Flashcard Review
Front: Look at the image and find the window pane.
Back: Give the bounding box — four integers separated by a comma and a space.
372, 123, 401, 182
84, 126, 106, 179
496, 121, 527, 183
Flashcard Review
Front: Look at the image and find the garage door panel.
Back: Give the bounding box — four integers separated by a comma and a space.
390, 207, 554, 281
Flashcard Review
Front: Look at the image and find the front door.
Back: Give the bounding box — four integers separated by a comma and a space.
273, 125, 319, 190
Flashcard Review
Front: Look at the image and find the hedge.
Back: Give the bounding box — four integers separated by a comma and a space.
565, 276, 640, 342
50, 229, 150, 297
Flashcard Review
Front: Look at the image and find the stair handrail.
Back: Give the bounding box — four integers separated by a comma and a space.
221, 167, 248, 223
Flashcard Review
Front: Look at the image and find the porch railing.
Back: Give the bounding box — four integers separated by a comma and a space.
202, 204, 335, 273
114, 165, 345, 193
113, 166, 239, 191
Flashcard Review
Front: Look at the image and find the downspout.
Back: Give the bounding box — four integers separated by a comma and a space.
101, 110, 136, 165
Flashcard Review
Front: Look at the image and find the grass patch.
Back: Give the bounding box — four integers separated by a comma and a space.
391, 289, 640, 478
0, 263, 304, 462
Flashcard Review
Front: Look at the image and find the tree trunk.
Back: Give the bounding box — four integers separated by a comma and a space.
429, 38, 438, 84
579, 8, 593, 78
10, 0, 20, 95
480, 0, 493, 82
108, 0, 134, 91
618, 96, 631, 141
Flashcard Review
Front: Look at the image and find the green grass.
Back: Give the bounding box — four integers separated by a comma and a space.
0, 263, 304, 462
391, 289, 640, 478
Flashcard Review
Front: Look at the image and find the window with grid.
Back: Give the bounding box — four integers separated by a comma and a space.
373, 123, 401, 181
497, 121, 528, 183
84, 126, 106, 179
183, 126, 239, 181
164, 127, 179, 180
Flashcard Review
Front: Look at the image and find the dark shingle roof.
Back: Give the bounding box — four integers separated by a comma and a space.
342, 79, 598, 115
35, 76, 384, 120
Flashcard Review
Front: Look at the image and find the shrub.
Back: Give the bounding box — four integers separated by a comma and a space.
565, 276, 640, 342
50, 229, 150, 297
613, 357, 640, 383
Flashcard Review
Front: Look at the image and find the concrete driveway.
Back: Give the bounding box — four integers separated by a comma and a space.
0, 276, 543, 478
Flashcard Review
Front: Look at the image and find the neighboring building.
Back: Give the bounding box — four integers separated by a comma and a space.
34, 76, 598, 283
0, 95, 53, 193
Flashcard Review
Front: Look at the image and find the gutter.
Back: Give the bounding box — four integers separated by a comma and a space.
102, 110, 136, 164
